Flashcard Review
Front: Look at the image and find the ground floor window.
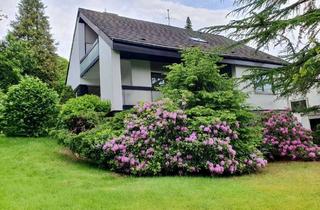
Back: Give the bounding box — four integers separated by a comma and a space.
151, 72, 165, 89
310, 118, 320, 131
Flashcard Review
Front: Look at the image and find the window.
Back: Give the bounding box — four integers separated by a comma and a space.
189, 37, 207, 43
254, 76, 273, 94
220, 64, 232, 77
151, 72, 165, 89
291, 100, 307, 112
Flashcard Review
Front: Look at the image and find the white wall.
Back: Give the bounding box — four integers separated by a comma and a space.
234, 65, 289, 110
78, 23, 85, 60
67, 19, 81, 89
120, 59, 132, 85
99, 36, 123, 111
67, 20, 100, 89
289, 88, 320, 129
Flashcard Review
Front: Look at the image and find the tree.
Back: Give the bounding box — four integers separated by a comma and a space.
55, 56, 68, 86
185, 17, 193, 30
10, 0, 58, 86
0, 34, 37, 91
204, 0, 320, 97
161, 48, 246, 111
160, 48, 264, 174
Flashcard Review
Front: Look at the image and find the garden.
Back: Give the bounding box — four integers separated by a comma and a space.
1, 49, 320, 209
1, 49, 320, 176
1, 0, 320, 209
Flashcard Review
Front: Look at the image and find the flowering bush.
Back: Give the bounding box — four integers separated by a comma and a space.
102, 100, 267, 176
262, 111, 320, 160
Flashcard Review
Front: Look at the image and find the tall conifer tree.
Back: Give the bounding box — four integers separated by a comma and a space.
10, 0, 58, 85
185, 17, 193, 30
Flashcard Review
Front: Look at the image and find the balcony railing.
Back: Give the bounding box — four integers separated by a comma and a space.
80, 39, 99, 77
122, 85, 161, 106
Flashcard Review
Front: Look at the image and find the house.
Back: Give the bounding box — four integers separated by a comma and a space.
67, 8, 320, 130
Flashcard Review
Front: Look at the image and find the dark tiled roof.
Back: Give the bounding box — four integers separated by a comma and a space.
79, 8, 284, 65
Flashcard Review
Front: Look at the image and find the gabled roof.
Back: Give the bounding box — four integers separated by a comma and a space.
78, 8, 284, 65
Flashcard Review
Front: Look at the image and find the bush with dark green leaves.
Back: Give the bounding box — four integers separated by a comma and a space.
2, 77, 59, 136
55, 112, 127, 165
0, 91, 7, 133
56, 85, 75, 104
58, 95, 111, 134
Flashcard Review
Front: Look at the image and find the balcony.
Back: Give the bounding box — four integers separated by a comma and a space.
80, 39, 99, 77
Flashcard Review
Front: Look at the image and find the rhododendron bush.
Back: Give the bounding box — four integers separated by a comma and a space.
262, 111, 320, 160
102, 100, 267, 176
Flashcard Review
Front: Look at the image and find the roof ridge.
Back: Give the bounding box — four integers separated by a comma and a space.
79, 7, 202, 32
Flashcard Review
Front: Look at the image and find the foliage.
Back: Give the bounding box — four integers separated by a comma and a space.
55, 56, 69, 86
2, 77, 59, 136
161, 48, 263, 171
10, 0, 58, 86
0, 91, 7, 132
161, 48, 246, 110
0, 35, 37, 91
262, 111, 320, 160
102, 100, 266, 176
58, 95, 111, 134
54, 112, 127, 165
185, 17, 192, 30
57, 85, 75, 104
56, 123, 120, 165
204, 0, 320, 97
52, 56, 74, 103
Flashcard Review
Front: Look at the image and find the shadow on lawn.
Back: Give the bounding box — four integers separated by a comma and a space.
55, 148, 124, 178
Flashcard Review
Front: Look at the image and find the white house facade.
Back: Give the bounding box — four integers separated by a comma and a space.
67, 8, 320, 130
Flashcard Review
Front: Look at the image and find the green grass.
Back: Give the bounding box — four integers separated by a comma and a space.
1, 136, 320, 210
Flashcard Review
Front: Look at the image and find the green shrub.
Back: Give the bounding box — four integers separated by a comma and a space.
2, 77, 59, 136
57, 85, 75, 104
0, 91, 7, 132
58, 95, 111, 134
54, 121, 124, 165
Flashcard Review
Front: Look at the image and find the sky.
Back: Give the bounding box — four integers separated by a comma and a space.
2, 0, 284, 60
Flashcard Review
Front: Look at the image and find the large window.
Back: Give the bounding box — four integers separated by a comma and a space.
151, 72, 165, 89
254, 76, 273, 94
291, 100, 307, 112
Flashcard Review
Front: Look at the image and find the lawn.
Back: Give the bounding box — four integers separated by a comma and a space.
1, 136, 320, 210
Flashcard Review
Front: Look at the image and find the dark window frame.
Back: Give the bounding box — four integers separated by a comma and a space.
290, 99, 308, 112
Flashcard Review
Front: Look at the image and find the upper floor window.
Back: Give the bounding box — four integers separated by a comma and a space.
254, 76, 273, 94
291, 100, 307, 112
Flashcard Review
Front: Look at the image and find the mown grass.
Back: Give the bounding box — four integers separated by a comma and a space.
0, 136, 320, 210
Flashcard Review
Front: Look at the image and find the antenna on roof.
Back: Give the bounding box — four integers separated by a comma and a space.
166, 9, 171, 26
104, 8, 107, 13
